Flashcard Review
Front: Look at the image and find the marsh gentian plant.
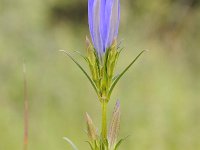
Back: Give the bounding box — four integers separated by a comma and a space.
61, 0, 145, 149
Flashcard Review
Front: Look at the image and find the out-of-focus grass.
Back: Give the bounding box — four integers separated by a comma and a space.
0, 0, 200, 150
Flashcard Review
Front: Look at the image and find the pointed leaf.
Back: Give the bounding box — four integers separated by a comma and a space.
117, 47, 124, 53
108, 50, 146, 97
63, 137, 79, 150
60, 50, 99, 96
112, 74, 120, 81
114, 136, 129, 150
85, 141, 94, 150
73, 50, 88, 61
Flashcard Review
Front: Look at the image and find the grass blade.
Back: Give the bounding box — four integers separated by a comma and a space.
73, 50, 88, 62
114, 136, 129, 150
60, 50, 98, 96
108, 50, 146, 97
63, 137, 79, 150
85, 141, 94, 150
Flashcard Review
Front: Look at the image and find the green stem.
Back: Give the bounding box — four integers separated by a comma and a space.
101, 100, 107, 140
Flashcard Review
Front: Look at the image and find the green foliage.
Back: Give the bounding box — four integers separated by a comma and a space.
108, 50, 146, 98
60, 50, 99, 96
85, 39, 120, 102
61, 36, 145, 150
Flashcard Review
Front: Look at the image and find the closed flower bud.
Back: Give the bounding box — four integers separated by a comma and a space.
108, 100, 121, 148
88, 0, 120, 61
85, 112, 98, 141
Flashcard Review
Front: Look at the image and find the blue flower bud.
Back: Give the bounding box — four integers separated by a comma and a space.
88, 0, 120, 60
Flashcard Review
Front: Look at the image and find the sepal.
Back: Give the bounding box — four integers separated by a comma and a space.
86, 37, 101, 90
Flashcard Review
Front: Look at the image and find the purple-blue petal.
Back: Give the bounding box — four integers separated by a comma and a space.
88, 0, 120, 57
115, 0, 120, 38
88, 0, 95, 43
105, 0, 120, 49
92, 0, 104, 56
100, 0, 106, 52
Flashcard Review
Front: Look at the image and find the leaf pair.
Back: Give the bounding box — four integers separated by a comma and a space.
60, 50, 99, 97
60, 49, 146, 99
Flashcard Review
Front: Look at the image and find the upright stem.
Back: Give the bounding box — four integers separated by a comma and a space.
101, 100, 107, 140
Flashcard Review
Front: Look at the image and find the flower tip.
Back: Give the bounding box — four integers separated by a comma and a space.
111, 38, 118, 49
86, 35, 89, 42
85, 112, 95, 125
86, 36, 91, 48
116, 100, 120, 108
85, 112, 91, 120
112, 38, 117, 44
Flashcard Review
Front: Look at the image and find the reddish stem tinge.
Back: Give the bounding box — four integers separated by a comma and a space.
23, 64, 28, 150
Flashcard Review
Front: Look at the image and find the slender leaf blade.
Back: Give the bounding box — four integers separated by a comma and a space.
109, 50, 146, 97
60, 50, 98, 95
73, 50, 88, 62
85, 141, 94, 150
114, 136, 129, 150
63, 137, 79, 150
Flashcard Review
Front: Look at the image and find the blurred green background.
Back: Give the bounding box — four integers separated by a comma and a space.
0, 0, 200, 149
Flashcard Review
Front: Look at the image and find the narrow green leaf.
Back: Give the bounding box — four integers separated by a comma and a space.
109, 50, 146, 97
117, 40, 123, 49
114, 136, 129, 150
117, 47, 124, 53
94, 140, 100, 149
63, 137, 79, 150
60, 50, 99, 96
112, 74, 120, 82
73, 50, 88, 62
114, 139, 124, 150
85, 141, 94, 150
